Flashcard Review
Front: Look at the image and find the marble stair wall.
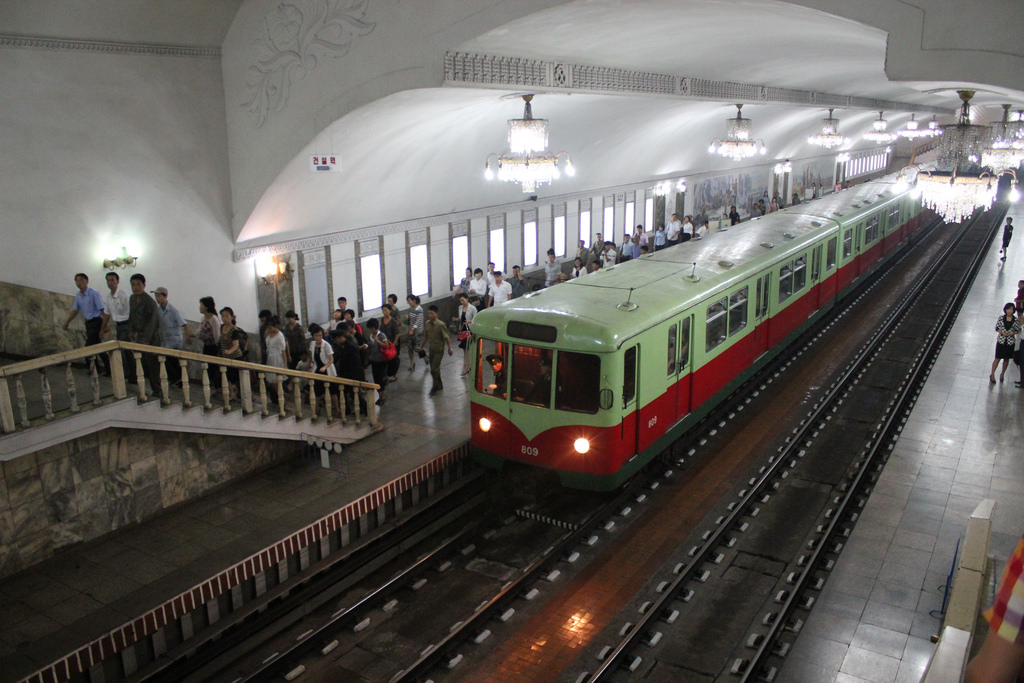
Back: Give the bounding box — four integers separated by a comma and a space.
0, 425, 298, 580
0, 282, 85, 357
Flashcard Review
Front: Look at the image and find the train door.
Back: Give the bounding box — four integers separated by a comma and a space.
853, 221, 864, 276
669, 317, 692, 418
753, 273, 771, 356
810, 244, 823, 307
623, 345, 640, 456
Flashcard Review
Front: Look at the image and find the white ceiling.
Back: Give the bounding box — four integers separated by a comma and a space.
237, 0, 1024, 248
7, 0, 1019, 249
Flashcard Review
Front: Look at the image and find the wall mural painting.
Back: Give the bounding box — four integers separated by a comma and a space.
693, 172, 768, 222
792, 157, 834, 199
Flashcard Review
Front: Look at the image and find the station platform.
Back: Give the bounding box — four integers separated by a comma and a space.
2, 209, 1021, 683
0, 349, 472, 682
782, 206, 1024, 683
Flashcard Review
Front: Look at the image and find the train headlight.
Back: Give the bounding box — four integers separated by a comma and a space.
478, 417, 492, 433
573, 438, 590, 454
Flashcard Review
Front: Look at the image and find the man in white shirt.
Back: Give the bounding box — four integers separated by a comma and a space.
490, 271, 513, 307
101, 271, 131, 379
681, 215, 695, 242
666, 213, 682, 246
486, 262, 497, 289
602, 241, 618, 267
468, 268, 489, 308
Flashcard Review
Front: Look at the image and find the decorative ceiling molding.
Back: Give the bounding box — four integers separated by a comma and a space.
0, 33, 220, 58
243, 0, 376, 128
444, 51, 952, 116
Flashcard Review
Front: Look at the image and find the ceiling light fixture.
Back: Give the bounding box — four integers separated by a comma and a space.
911, 91, 997, 223
708, 104, 766, 160
982, 105, 1024, 171
484, 95, 574, 193
808, 108, 849, 149
863, 111, 895, 144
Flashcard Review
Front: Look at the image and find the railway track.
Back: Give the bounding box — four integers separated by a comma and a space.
130, 205, 1002, 683
571, 206, 1005, 682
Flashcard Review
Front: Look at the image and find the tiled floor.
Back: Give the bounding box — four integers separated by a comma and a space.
0, 345, 472, 681
781, 206, 1024, 683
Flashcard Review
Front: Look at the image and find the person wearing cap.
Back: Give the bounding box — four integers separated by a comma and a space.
154, 286, 188, 385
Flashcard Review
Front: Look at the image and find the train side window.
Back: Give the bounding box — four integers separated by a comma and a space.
778, 263, 793, 302
865, 216, 879, 243
623, 346, 637, 407
678, 318, 690, 370
811, 245, 822, 282
667, 324, 677, 375
555, 351, 600, 414
728, 286, 748, 336
842, 229, 853, 258
705, 297, 728, 351
755, 275, 770, 319
511, 346, 552, 408
793, 256, 806, 292
476, 339, 507, 399
826, 237, 838, 270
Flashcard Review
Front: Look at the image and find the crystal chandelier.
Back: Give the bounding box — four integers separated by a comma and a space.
808, 108, 849, 148
909, 91, 996, 223
863, 111, 895, 144
982, 105, 1024, 170
896, 113, 939, 140
936, 91, 990, 168
708, 104, 767, 160
915, 170, 996, 223
484, 95, 574, 193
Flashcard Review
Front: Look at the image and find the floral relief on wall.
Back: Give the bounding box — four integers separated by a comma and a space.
244, 0, 375, 128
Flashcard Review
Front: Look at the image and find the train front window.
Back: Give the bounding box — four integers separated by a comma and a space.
511, 345, 553, 407
555, 351, 600, 414
476, 338, 507, 398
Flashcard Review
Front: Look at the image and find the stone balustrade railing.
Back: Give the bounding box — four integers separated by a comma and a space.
0, 341, 379, 435
920, 498, 996, 683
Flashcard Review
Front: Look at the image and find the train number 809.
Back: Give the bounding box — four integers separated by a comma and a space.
521, 445, 540, 457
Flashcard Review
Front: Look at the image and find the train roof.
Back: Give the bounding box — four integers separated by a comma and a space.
472, 179, 907, 352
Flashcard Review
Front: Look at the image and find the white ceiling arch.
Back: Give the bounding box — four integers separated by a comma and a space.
234, 0, 1024, 251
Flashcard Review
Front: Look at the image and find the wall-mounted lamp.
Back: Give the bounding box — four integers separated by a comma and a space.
103, 246, 139, 270
258, 256, 291, 286
774, 160, 792, 175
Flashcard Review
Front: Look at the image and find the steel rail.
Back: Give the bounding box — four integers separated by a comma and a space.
739, 205, 1007, 681
391, 479, 647, 681
584, 212, 965, 681
137, 477, 486, 683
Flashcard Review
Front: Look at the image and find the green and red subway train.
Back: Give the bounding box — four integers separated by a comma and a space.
470, 179, 930, 490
